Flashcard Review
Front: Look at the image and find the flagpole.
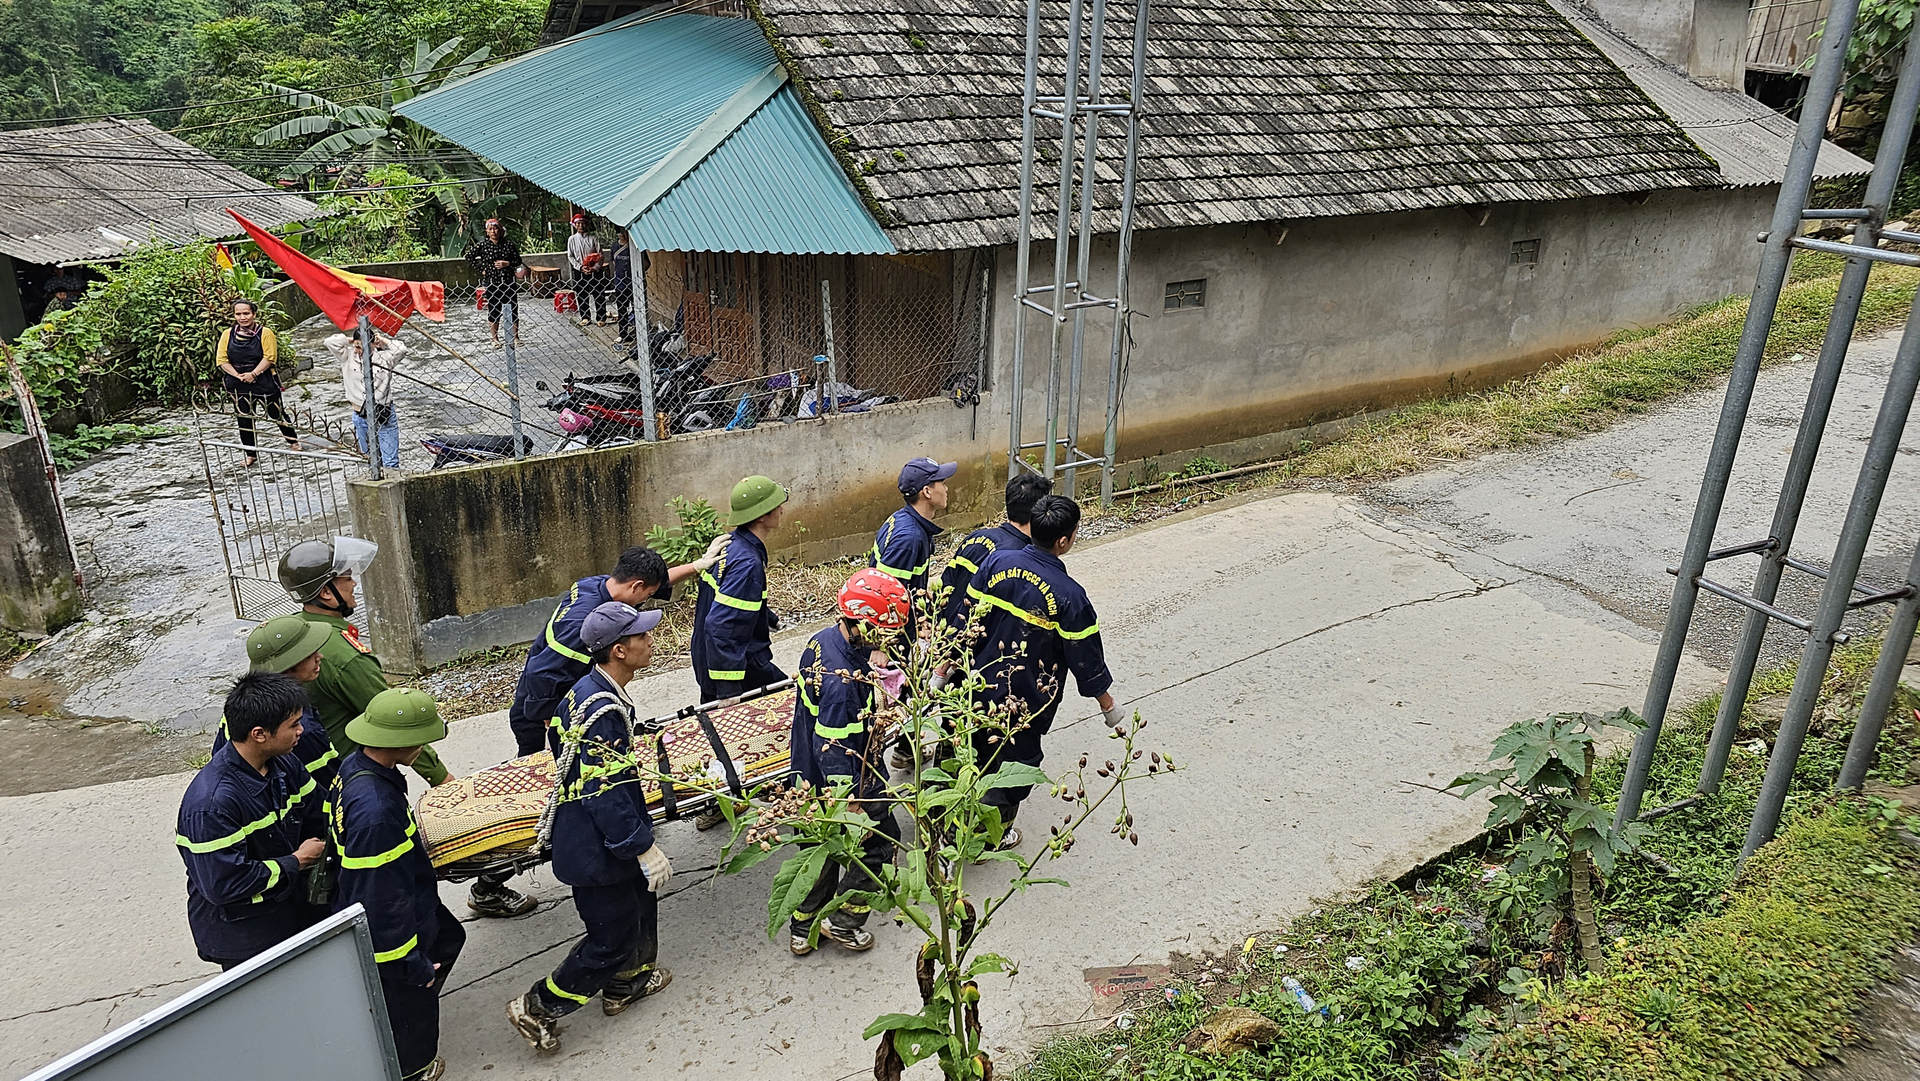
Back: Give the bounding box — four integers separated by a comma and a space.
357, 314, 382, 480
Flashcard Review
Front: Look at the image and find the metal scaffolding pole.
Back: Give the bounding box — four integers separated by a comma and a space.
1837, 537, 1920, 791
1100, 0, 1148, 507
1696, 34, 1920, 796
1742, 305, 1920, 855
1611, 0, 1862, 830
1007, 0, 1148, 501
1006, 0, 1044, 481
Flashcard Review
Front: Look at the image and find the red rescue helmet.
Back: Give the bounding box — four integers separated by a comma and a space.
838, 569, 909, 630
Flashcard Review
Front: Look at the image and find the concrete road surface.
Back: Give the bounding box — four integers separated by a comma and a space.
0, 492, 1715, 1080
21, 321, 1920, 1079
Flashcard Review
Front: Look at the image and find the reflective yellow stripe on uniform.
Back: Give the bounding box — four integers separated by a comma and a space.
545, 604, 590, 664
948, 554, 980, 575
815, 718, 864, 739
798, 678, 818, 716
174, 777, 318, 853
373, 935, 418, 964
262, 856, 282, 892
708, 669, 745, 681
545, 976, 591, 1004
870, 542, 925, 580
341, 820, 417, 869
308, 745, 339, 772
965, 585, 1098, 640
701, 570, 763, 611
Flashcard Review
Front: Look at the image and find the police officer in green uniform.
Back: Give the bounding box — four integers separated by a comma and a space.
276, 538, 537, 919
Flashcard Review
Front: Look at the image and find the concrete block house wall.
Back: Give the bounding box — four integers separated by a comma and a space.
350, 0, 1869, 668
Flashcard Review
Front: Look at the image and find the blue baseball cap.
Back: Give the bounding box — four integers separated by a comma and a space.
899, 456, 958, 495
580, 601, 662, 653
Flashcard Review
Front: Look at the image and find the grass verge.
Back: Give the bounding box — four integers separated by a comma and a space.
1086, 252, 1920, 529
1016, 632, 1920, 1081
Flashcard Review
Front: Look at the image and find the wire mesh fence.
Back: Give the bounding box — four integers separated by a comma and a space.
266, 244, 993, 475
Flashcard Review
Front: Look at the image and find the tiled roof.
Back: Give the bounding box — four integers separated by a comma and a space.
0, 120, 320, 266
751, 0, 1726, 251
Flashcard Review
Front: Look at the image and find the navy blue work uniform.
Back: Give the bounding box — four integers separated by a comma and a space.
332, 749, 466, 1080
869, 505, 943, 606
937, 521, 1031, 632
967, 544, 1114, 820
175, 743, 326, 967
210, 704, 339, 790
509, 574, 670, 757
532, 668, 661, 1015
790, 626, 900, 938
693, 527, 784, 702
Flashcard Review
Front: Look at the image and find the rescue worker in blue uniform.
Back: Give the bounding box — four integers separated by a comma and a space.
787, 569, 910, 956
966, 495, 1125, 851
508, 602, 676, 1054
507, 541, 725, 758
331, 688, 464, 1081
210, 615, 340, 789
693, 475, 788, 703
937, 473, 1052, 635
870, 456, 956, 625
176, 671, 327, 969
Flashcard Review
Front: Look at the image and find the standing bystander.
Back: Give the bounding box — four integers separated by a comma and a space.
216, 299, 302, 466
327, 330, 404, 469
464, 218, 524, 347
566, 214, 608, 326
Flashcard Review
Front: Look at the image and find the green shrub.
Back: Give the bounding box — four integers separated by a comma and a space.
5, 239, 280, 417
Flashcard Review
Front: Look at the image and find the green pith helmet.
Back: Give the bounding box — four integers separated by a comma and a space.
344, 687, 447, 748
247, 616, 332, 673
728, 475, 788, 526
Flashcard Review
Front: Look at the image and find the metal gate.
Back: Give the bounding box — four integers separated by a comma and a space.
200, 438, 368, 627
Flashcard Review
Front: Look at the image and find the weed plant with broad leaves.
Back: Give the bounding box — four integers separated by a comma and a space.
1446, 709, 1645, 977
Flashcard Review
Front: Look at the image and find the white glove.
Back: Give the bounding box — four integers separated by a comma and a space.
638, 844, 673, 892
692, 533, 729, 572
1102, 704, 1128, 728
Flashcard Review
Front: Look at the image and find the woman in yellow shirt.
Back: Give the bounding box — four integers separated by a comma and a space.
216, 299, 302, 466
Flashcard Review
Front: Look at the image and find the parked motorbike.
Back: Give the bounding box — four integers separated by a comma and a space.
420, 433, 536, 469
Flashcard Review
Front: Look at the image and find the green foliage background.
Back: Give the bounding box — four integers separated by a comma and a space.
0, 0, 543, 131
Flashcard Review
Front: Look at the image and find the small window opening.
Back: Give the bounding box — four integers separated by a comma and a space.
1509, 239, 1541, 266
1164, 278, 1206, 310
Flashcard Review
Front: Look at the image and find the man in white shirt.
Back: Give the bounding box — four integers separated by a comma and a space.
328, 331, 405, 469
566, 214, 608, 327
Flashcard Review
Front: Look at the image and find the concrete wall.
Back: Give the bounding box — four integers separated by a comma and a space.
350, 185, 1776, 671
997, 186, 1776, 483
349, 393, 1001, 672
0, 433, 81, 634
1588, 0, 1747, 85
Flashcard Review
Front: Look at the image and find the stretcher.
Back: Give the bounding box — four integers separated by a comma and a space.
419, 681, 796, 882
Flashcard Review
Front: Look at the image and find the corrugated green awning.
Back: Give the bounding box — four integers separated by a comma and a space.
396, 13, 893, 255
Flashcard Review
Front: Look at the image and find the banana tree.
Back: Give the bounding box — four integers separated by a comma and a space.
253, 36, 498, 214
